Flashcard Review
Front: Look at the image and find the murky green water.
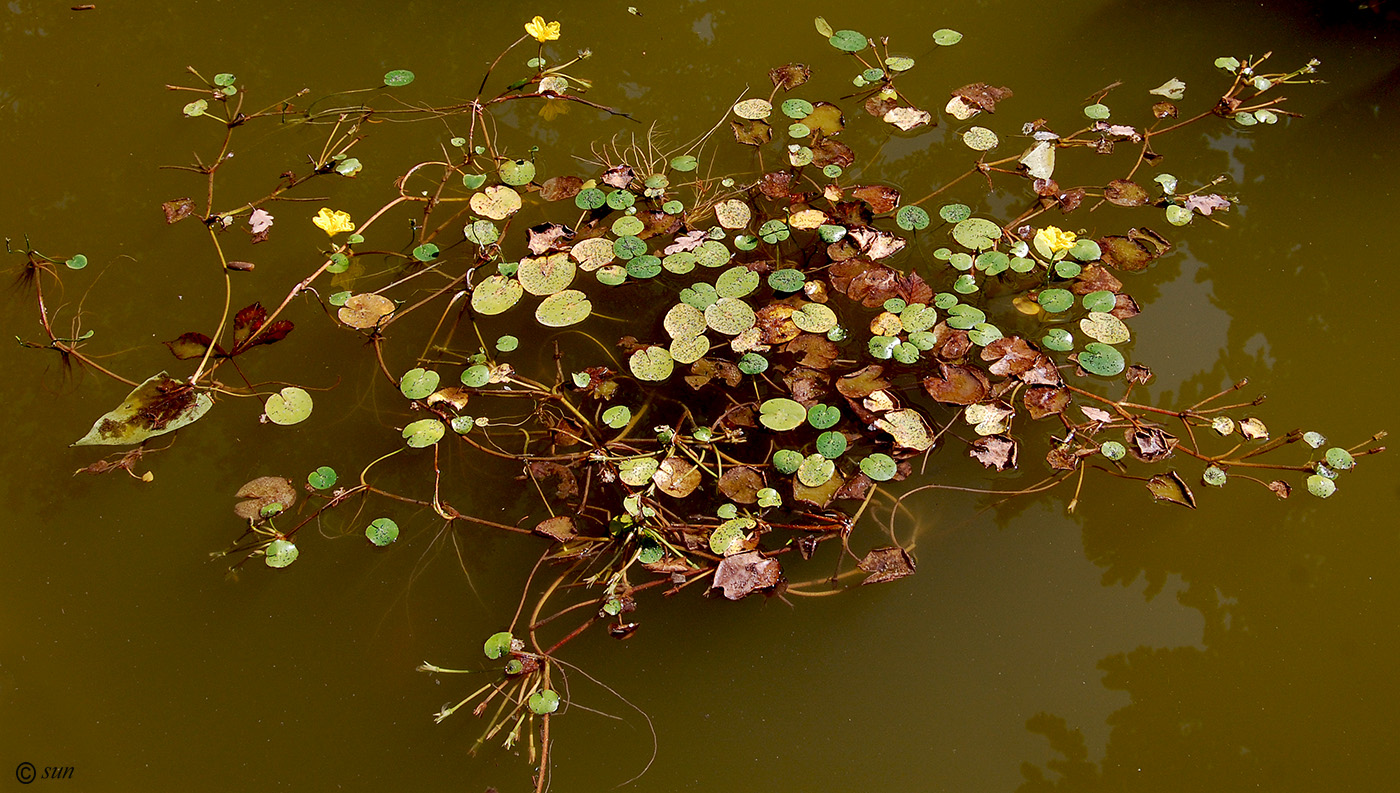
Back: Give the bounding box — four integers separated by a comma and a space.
3, 1, 1397, 791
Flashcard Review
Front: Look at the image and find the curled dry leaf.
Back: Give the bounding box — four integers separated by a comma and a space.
922, 363, 990, 405
234, 476, 297, 520
1146, 471, 1196, 508
769, 62, 811, 91
709, 551, 782, 600
882, 106, 932, 131
857, 546, 916, 585
969, 434, 1018, 471
1024, 385, 1070, 419
539, 175, 583, 202
162, 197, 196, 224
1128, 427, 1178, 462
534, 516, 577, 542
338, 293, 395, 329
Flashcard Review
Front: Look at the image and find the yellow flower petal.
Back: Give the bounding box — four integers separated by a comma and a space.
312, 208, 356, 236
525, 15, 560, 43
1034, 225, 1077, 255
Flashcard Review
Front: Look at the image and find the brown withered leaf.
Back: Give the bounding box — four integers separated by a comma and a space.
922, 362, 989, 405
792, 468, 844, 507
653, 456, 702, 498
970, 434, 1018, 471
1125, 364, 1153, 384
539, 175, 583, 202
983, 336, 1039, 377
718, 467, 764, 504
528, 461, 579, 500
635, 209, 682, 239
1045, 446, 1082, 471
162, 197, 196, 224
836, 365, 891, 399
755, 303, 801, 345
848, 226, 906, 260
1128, 427, 1178, 462
1146, 471, 1196, 508
1055, 187, 1087, 213
710, 551, 782, 600
234, 476, 297, 521
1103, 179, 1149, 207
534, 516, 577, 542
1071, 265, 1124, 295
858, 546, 916, 585
834, 472, 874, 501
864, 93, 899, 118
1152, 101, 1178, 119
759, 171, 795, 199
1024, 385, 1071, 419
1080, 405, 1114, 424
164, 332, 222, 360
851, 185, 901, 214
783, 367, 830, 406
847, 265, 901, 307
230, 304, 293, 356
930, 323, 972, 361
897, 271, 934, 305
601, 165, 634, 189
425, 387, 472, 411
527, 222, 575, 255
786, 333, 839, 369
875, 408, 936, 451
1111, 293, 1141, 319
952, 83, 1014, 113
1267, 480, 1292, 499
685, 359, 742, 390
769, 62, 811, 91
810, 137, 855, 169
731, 119, 772, 146
1098, 236, 1157, 272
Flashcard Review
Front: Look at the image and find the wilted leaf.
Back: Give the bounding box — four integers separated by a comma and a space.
164, 332, 221, 361
731, 119, 772, 146
883, 106, 932, 131
339, 293, 396, 329
73, 373, 213, 446
1184, 194, 1231, 215
921, 363, 990, 405
653, 456, 702, 498
539, 175, 584, 202
1020, 141, 1056, 180
526, 222, 575, 255
969, 434, 1017, 471
857, 546, 916, 585
1103, 179, 1149, 207
952, 83, 1013, 113
718, 467, 764, 504
769, 62, 811, 91
875, 408, 935, 451
601, 165, 635, 188
234, 475, 297, 520
162, 197, 196, 224
1150, 78, 1186, 99
710, 551, 781, 600
1024, 385, 1070, 419
1146, 471, 1196, 508
1128, 427, 1178, 462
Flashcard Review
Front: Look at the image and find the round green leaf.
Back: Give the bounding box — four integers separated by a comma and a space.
596, 265, 627, 286
1303, 431, 1327, 449
829, 30, 868, 52
1082, 290, 1116, 312
496, 335, 518, 352
758, 219, 790, 244
807, 403, 840, 430
264, 539, 298, 568
962, 126, 998, 151
1203, 466, 1228, 487
860, 453, 897, 481
1042, 328, 1074, 351
1080, 312, 1130, 344
602, 405, 632, 429
307, 466, 337, 490
366, 517, 400, 546
1078, 343, 1126, 376
518, 254, 576, 296
611, 215, 645, 237
1053, 260, 1082, 278
399, 368, 439, 399
772, 449, 802, 474
759, 398, 807, 431
1084, 103, 1111, 119
464, 220, 499, 245
968, 322, 1003, 346
669, 334, 710, 364
461, 364, 490, 388
939, 203, 972, 223
664, 302, 707, 339
696, 240, 731, 268
265, 387, 313, 426
1100, 441, 1126, 461
462, 172, 488, 190
471, 275, 524, 315
797, 454, 835, 487
1166, 205, 1193, 226
953, 273, 978, 294
670, 155, 698, 172
574, 187, 607, 210
403, 418, 445, 448
1037, 288, 1074, 313
618, 456, 660, 486
498, 159, 535, 186
816, 431, 847, 459
896, 206, 930, 231
536, 289, 592, 327
383, 69, 415, 87
528, 689, 561, 715
792, 303, 838, 334
716, 266, 760, 298
739, 352, 768, 375
629, 347, 674, 381
705, 297, 757, 335
951, 217, 1001, 250
1306, 474, 1336, 498
65, 254, 88, 270
606, 190, 636, 211
1324, 447, 1355, 471
1069, 239, 1102, 261
483, 631, 514, 659
613, 235, 647, 260
769, 269, 806, 292
710, 517, 755, 554
781, 98, 815, 118
932, 28, 963, 45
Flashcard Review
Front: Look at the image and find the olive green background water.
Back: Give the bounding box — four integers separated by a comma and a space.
2, 1, 1397, 791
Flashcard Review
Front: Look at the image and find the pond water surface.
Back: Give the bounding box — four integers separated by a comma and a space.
2, 2, 1398, 791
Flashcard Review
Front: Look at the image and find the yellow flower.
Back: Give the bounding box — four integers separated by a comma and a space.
312, 208, 355, 236
1034, 225, 1077, 255
525, 16, 561, 43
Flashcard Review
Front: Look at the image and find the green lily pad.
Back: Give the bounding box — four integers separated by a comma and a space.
307, 466, 337, 490
1037, 289, 1074, 313
1078, 343, 1126, 376
535, 289, 592, 327
758, 219, 790, 244
629, 347, 674, 381
769, 269, 806, 292
383, 69, 415, 87
939, 203, 972, 223
613, 235, 647, 260
896, 206, 930, 231
932, 28, 963, 45
816, 431, 848, 458
1042, 328, 1074, 351
366, 517, 400, 546
1082, 290, 1116, 312
461, 364, 490, 388
705, 298, 757, 335
710, 517, 755, 555
471, 275, 523, 315
498, 159, 535, 186
517, 253, 576, 296
952, 217, 1001, 250
807, 403, 841, 430
618, 456, 660, 486
574, 187, 606, 210
696, 240, 731, 268
1080, 312, 1130, 344
797, 453, 835, 487
680, 282, 719, 310
792, 303, 838, 334
1202, 466, 1227, 487
66, 254, 88, 270
739, 352, 768, 375
1084, 103, 1111, 119
968, 322, 1003, 346
1100, 441, 1126, 461
772, 449, 803, 474
782, 98, 815, 118
962, 126, 999, 151
1069, 239, 1102, 261
670, 155, 698, 172
602, 405, 631, 429
1324, 447, 1355, 470
759, 398, 807, 431
664, 303, 707, 338
1306, 474, 1336, 498
264, 539, 299, 568
528, 689, 560, 715
483, 631, 514, 659
669, 334, 710, 364
265, 386, 312, 426
464, 220, 499, 245
611, 215, 645, 237
716, 266, 760, 298
403, 418, 445, 448
860, 453, 897, 481
399, 368, 439, 399
829, 29, 868, 52
606, 190, 636, 211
